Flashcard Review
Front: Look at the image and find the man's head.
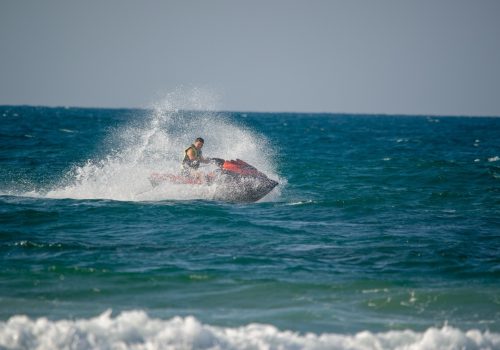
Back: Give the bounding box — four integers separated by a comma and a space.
194, 137, 204, 149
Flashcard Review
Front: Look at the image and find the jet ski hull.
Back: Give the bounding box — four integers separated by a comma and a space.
212, 172, 278, 202
149, 159, 278, 202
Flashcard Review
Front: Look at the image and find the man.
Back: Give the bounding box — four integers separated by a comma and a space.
182, 137, 210, 177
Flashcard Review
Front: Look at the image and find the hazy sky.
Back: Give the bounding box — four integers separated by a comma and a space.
1, 0, 499, 116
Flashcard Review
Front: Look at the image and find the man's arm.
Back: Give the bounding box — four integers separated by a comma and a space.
187, 148, 210, 164
186, 148, 197, 160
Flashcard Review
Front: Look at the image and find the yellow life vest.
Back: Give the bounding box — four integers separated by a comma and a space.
182, 144, 202, 169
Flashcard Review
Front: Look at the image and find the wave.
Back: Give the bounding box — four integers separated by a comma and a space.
1, 310, 498, 350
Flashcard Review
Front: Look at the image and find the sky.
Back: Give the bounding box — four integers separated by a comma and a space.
1, 0, 499, 116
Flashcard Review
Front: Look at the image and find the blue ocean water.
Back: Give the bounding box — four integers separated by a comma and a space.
0, 104, 499, 349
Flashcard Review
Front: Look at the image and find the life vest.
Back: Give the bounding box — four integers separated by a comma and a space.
182, 144, 202, 169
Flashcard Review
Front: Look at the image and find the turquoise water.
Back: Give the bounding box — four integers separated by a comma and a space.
1, 105, 499, 349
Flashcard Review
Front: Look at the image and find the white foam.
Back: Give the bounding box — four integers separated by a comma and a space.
286, 200, 314, 206
41, 89, 282, 202
0, 311, 498, 350
488, 156, 499, 162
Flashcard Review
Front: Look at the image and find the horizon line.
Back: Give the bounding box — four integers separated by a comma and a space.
0, 103, 499, 119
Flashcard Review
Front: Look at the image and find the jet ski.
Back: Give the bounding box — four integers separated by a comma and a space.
149, 158, 278, 202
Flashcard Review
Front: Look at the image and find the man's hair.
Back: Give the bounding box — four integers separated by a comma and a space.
195, 137, 204, 143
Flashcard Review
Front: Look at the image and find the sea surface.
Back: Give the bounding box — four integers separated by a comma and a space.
0, 104, 499, 349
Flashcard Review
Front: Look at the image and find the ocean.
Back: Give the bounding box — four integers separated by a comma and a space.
0, 103, 499, 349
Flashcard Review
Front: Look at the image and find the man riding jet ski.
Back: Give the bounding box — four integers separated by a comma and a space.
149, 137, 278, 202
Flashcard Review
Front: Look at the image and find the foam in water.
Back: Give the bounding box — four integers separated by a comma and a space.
1, 310, 499, 350
44, 89, 281, 202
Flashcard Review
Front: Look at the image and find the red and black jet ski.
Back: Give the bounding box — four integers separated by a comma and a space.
149, 158, 278, 202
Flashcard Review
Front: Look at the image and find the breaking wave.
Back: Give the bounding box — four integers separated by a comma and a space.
1, 310, 499, 350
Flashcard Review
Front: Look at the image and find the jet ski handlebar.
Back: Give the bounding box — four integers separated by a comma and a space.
208, 157, 225, 167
